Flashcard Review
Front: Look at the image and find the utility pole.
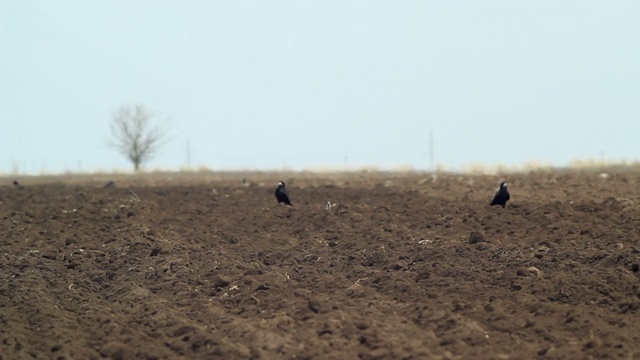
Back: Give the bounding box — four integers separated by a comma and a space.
429, 128, 434, 171
186, 138, 191, 168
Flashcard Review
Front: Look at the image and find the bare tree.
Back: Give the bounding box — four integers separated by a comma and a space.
109, 104, 168, 172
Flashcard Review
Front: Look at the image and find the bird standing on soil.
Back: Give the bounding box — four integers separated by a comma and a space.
490, 181, 510, 208
13, 180, 24, 190
274, 181, 293, 206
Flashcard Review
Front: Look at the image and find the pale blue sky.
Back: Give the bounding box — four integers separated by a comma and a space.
1, 1, 639, 174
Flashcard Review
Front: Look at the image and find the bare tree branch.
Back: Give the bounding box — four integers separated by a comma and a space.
109, 104, 168, 171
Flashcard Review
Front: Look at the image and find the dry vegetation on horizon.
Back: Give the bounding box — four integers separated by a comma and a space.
1, 159, 640, 187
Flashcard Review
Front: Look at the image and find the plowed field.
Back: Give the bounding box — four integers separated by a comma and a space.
1, 171, 639, 359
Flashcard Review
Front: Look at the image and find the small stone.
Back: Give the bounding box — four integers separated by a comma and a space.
527, 266, 542, 276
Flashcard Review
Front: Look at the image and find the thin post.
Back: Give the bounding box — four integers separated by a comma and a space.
186, 138, 191, 168
429, 128, 434, 171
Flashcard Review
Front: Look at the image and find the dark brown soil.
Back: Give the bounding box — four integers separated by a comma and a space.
1, 171, 639, 359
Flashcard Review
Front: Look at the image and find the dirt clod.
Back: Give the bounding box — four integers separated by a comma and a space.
468, 231, 486, 244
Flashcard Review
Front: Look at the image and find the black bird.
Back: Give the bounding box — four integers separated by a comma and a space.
13, 180, 24, 190
274, 181, 292, 206
490, 181, 510, 208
